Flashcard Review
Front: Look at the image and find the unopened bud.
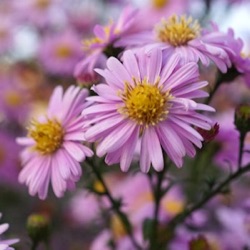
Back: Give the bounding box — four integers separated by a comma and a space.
26, 213, 50, 244
92, 180, 106, 194
197, 123, 220, 143
110, 215, 127, 240
234, 104, 250, 134
76, 71, 100, 88
189, 235, 210, 250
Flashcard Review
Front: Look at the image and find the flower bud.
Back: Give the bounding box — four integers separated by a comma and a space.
234, 104, 250, 134
197, 123, 220, 144
189, 235, 210, 250
26, 213, 50, 245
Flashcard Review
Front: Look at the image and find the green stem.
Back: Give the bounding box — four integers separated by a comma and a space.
167, 163, 250, 230
86, 159, 142, 250
238, 132, 246, 169
205, 67, 240, 105
204, 77, 221, 105
149, 166, 167, 250
31, 241, 38, 250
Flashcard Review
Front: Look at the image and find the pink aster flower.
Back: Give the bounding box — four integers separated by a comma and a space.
74, 6, 142, 79
0, 73, 30, 122
38, 29, 82, 76
0, 17, 15, 54
116, 15, 233, 73
0, 130, 21, 186
0, 213, 19, 250
17, 85, 93, 199
14, 0, 63, 28
83, 49, 214, 172
222, 28, 250, 87
212, 110, 250, 170
134, 0, 187, 31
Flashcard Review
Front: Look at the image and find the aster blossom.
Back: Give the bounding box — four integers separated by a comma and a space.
83, 49, 214, 172
74, 5, 141, 79
116, 14, 233, 73
38, 29, 82, 76
0, 213, 19, 250
17, 85, 93, 199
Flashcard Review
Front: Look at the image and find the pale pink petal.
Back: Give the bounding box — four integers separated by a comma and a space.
140, 131, 151, 173
120, 126, 139, 172
16, 137, 35, 146
147, 127, 164, 171
47, 86, 63, 118
63, 141, 86, 162
122, 50, 141, 80
106, 57, 132, 84
147, 48, 162, 84
97, 122, 137, 157
0, 224, 8, 235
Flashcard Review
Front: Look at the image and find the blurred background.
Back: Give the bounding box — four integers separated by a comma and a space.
0, 0, 250, 249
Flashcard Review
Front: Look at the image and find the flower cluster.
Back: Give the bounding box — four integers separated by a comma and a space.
0, 0, 250, 249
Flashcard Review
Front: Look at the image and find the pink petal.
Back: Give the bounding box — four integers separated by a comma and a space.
120, 126, 139, 172
97, 122, 136, 157
147, 127, 164, 171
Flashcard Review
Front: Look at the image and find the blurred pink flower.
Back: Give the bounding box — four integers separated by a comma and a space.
14, 0, 63, 28
68, 190, 101, 225
213, 110, 250, 170
0, 74, 30, 122
217, 207, 250, 249
0, 17, 14, 54
17, 85, 93, 199
38, 29, 82, 76
0, 213, 19, 250
0, 131, 21, 186
116, 15, 233, 73
83, 49, 214, 172
223, 28, 250, 87
74, 5, 142, 79
134, 0, 188, 31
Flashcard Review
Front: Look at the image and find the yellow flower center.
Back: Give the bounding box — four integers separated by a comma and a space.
162, 199, 184, 216
83, 37, 102, 51
55, 45, 73, 59
120, 78, 172, 126
110, 215, 127, 240
152, 0, 169, 9
4, 91, 23, 107
35, 0, 50, 9
28, 119, 64, 154
92, 181, 105, 194
156, 15, 201, 47
82, 24, 113, 52
0, 146, 5, 165
0, 29, 7, 40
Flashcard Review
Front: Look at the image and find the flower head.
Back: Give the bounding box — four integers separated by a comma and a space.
17, 85, 93, 199
15, 0, 63, 28
0, 213, 19, 250
83, 49, 214, 172
156, 15, 200, 47
116, 15, 233, 73
0, 131, 21, 185
38, 30, 82, 76
74, 6, 140, 79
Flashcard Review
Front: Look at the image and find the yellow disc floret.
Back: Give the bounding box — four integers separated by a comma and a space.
82, 24, 113, 52
120, 78, 172, 126
156, 15, 201, 47
29, 119, 64, 154
152, 0, 169, 9
110, 215, 127, 240
35, 0, 50, 9
4, 91, 22, 107
55, 44, 72, 58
